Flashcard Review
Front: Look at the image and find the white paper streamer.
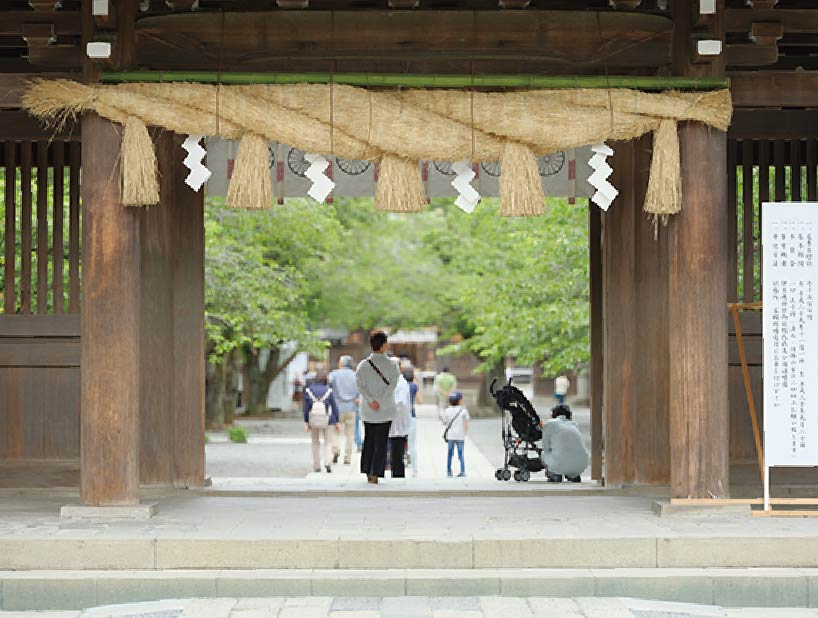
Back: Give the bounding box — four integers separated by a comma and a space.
181, 135, 212, 192
304, 153, 335, 203
588, 143, 618, 211
451, 160, 480, 213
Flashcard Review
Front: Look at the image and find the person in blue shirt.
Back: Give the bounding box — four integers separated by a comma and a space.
303, 372, 340, 473
329, 355, 360, 464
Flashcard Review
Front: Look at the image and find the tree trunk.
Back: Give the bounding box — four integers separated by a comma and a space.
205, 353, 227, 429
223, 350, 237, 425
244, 347, 300, 415
477, 359, 506, 415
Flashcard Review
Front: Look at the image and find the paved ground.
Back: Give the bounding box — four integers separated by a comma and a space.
5, 596, 818, 618
206, 390, 592, 485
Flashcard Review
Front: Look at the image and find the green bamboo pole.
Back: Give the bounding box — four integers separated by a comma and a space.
100, 71, 728, 91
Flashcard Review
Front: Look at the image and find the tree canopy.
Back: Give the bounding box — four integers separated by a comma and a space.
204, 195, 590, 378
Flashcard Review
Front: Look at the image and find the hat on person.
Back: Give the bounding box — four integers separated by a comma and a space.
448, 391, 463, 406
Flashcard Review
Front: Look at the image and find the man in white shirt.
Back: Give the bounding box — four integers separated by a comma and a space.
355, 331, 399, 484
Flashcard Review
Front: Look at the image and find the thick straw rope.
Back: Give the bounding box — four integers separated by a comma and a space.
24, 80, 732, 217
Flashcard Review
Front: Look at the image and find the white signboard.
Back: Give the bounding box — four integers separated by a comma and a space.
204, 137, 594, 202
762, 203, 818, 471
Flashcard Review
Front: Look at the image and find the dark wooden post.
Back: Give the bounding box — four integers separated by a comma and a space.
172, 136, 206, 488
139, 131, 176, 486
668, 126, 729, 498
589, 204, 603, 481
80, 113, 141, 506
602, 141, 636, 486
668, 0, 730, 498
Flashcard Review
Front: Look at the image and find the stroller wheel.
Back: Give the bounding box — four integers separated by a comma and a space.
501, 468, 512, 481
495, 469, 504, 481
513, 470, 521, 482
519, 468, 530, 482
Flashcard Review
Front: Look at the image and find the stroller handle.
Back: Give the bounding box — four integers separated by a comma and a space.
490, 378, 497, 396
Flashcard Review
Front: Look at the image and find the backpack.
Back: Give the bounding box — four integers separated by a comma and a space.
306, 387, 332, 428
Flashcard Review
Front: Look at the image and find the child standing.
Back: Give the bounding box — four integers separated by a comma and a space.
440, 391, 469, 478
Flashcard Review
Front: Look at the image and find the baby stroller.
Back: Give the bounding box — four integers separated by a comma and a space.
491, 378, 544, 482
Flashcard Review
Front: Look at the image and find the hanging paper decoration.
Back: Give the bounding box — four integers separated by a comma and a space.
588, 143, 618, 211
304, 153, 335, 203
181, 135, 211, 192
451, 160, 480, 213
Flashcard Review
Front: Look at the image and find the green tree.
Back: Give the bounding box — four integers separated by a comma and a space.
427, 197, 590, 406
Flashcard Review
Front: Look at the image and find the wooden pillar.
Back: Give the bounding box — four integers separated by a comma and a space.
602, 141, 636, 486
668, 126, 729, 498
139, 131, 176, 486
589, 203, 603, 481
172, 136, 206, 488
668, 0, 730, 499
601, 136, 672, 487
80, 113, 141, 506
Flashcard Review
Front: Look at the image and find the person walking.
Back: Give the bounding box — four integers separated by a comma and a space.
440, 391, 469, 478
433, 366, 457, 412
389, 362, 413, 478
328, 355, 359, 465
303, 372, 340, 473
403, 367, 423, 477
356, 331, 399, 484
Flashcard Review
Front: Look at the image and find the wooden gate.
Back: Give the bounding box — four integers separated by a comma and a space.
0, 128, 82, 487
727, 120, 818, 489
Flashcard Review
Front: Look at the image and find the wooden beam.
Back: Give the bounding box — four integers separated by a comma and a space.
135, 11, 672, 70
727, 8, 818, 35
80, 113, 141, 506
730, 71, 818, 107
0, 111, 79, 141
0, 11, 82, 37
729, 110, 818, 139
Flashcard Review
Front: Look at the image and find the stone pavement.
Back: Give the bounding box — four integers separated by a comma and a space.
3, 597, 817, 618
206, 402, 596, 492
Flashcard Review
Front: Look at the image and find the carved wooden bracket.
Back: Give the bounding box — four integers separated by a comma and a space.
498, 0, 531, 8
610, 0, 642, 9
389, 0, 419, 7
165, 0, 198, 9
276, 0, 308, 7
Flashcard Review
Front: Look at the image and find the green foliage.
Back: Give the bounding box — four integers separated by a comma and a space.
426, 198, 590, 376
227, 426, 248, 443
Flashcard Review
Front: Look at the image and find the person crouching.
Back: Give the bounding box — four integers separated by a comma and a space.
440, 391, 469, 478
541, 404, 588, 483
303, 372, 340, 473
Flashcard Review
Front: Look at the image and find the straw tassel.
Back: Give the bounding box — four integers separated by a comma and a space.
375, 154, 426, 213
226, 134, 272, 210
121, 116, 159, 206
499, 141, 545, 217
644, 119, 682, 226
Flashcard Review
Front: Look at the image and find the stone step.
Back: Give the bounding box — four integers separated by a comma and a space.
1, 568, 816, 611
4, 535, 818, 571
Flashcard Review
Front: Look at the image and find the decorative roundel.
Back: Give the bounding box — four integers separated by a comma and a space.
267, 145, 276, 169
433, 161, 456, 176
336, 158, 372, 176
481, 161, 501, 177
287, 147, 310, 178
538, 151, 565, 177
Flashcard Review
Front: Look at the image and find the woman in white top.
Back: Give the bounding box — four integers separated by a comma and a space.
439, 390, 469, 477
388, 362, 413, 478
